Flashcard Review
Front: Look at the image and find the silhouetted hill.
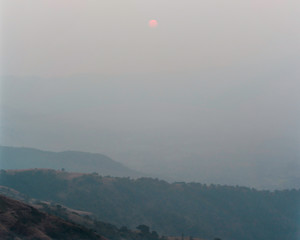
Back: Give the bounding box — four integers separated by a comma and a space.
0, 169, 299, 240
0, 194, 104, 240
0, 146, 143, 178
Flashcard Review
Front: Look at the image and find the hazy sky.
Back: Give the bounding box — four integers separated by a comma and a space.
2, 0, 300, 76
1, 0, 300, 186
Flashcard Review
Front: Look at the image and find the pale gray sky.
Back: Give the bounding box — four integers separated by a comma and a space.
1, 0, 300, 188
2, 0, 300, 76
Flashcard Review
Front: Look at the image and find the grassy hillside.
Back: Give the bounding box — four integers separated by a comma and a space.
0, 169, 299, 240
0, 146, 143, 177
0, 194, 104, 240
35, 201, 169, 240
0, 189, 169, 240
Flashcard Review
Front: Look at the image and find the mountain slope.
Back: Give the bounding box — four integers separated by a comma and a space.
0, 169, 299, 240
0, 194, 104, 240
0, 146, 143, 178
0, 188, 168, 240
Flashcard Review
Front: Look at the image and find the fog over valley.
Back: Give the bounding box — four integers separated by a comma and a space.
1, 69, 299, 189
1, 0, 300, 188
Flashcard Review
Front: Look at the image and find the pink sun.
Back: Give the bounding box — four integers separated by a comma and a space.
148, 19, 158, 28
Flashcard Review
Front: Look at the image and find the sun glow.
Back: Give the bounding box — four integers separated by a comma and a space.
148, 19, 158, 28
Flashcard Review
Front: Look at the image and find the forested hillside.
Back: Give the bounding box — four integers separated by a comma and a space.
0, 169, 299, 240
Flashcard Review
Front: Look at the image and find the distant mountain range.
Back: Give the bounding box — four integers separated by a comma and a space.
0, 169, 299, 240
0, 146, 144, 178
1, 146, 299, 190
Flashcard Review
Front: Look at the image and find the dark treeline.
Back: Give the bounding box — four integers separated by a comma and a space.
0, 169, 299, 240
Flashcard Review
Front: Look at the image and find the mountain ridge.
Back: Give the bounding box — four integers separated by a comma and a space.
0, 169, 299, 240
0, 146, 144, 178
